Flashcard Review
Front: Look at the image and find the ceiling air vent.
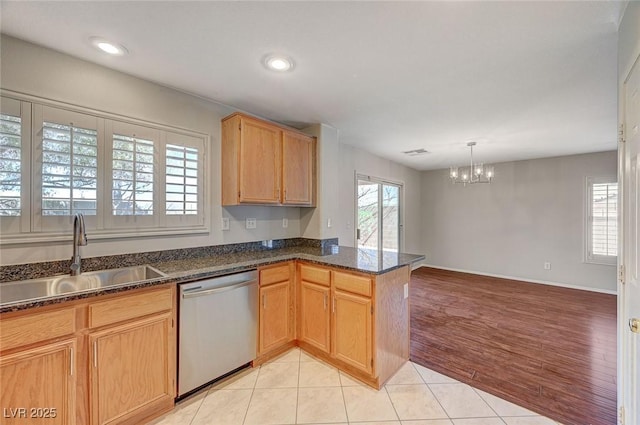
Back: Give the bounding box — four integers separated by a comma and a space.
402, 148, 430, 156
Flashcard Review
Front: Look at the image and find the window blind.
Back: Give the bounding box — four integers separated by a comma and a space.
1, 98, 207, 242
0, 113, 21, 216
166, 144, 198, 215
112, 134, 154, 216
591, 182, 617, 257
42, 121, 98, 216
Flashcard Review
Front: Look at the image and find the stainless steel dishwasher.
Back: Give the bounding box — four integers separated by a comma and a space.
178, 270, 258, 397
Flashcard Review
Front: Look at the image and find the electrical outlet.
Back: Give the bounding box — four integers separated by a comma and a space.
327, 218, 332, 228
544, 262, 551, 270
282, 218, 288, 228
246, 218, 256, 229
221, 217, 230, 231
403, 283, 409, 299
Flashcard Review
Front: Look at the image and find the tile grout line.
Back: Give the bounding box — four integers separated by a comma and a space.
410, 361, 452, 421
382, 382, 403, 422
470, 384, 502, 418
240, 363, 261, 425
295, 351, 301, 424
338, 369, 350, 424
470, 383, 551, 421
186, 383, 215, 425
415, 362, 555, 423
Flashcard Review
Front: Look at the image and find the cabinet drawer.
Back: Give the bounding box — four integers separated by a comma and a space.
0, 307, 76, 351
300, 264, 330, 286
89, 287, 173, 329
260, 263, 291, 286
333, 271, 372, 297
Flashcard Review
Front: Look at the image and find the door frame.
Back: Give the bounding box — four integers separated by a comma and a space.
354, 172, 404, 252
618, 51, 640, 425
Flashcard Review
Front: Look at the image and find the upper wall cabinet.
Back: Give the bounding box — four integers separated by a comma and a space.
282, 131, 314, 205
221, 113, 316, 207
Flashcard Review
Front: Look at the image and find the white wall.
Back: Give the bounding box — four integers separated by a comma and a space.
0, 35, 303, 265
300, 123, 340, 240
421, 151, 618, 293
618, 1, 640, 86
299, 124, 424, 255
335, 144, 424, 254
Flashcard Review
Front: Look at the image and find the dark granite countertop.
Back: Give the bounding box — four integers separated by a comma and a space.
0, 246, 424, 314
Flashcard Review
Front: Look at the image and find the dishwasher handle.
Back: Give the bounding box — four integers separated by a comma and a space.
182, 279, 257, 299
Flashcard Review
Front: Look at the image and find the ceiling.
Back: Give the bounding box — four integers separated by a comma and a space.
0, 1, 625, 171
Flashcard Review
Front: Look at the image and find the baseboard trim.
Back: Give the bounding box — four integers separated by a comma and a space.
415, 262, 617, 295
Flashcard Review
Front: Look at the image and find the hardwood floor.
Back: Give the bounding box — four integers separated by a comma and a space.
409, 267, 617, 425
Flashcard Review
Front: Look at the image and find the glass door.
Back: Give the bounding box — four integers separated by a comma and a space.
356, 175, 402, 252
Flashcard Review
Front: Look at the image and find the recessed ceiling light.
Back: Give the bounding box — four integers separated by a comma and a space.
263, 54, 294, 72
90, 37, 128, 56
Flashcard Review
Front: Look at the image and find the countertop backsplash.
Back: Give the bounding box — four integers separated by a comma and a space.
0, 237, 338, 283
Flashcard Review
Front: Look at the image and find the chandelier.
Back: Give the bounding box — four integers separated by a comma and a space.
449, 142, 494, 185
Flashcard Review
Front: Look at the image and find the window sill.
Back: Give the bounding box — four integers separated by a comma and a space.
585, 257, 617, 266
0, 226, 209, 246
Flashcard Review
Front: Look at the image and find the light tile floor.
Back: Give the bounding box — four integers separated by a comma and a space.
150, 348, 563, 425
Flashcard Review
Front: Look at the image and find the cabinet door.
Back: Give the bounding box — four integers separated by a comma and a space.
0, 339, 76, 425
282, 131, 314, 205
259, 281, 290, 354
299, 281, 330, 352
239, 118, 281, 204
332, 290, 373, 374
89, 313, 174, 425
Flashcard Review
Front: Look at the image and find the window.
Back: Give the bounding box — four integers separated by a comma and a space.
0, 111, 22, 216
112, 133, 154, 216
0, 94, 207, 242
33, 105, 101, 232
41, 121, 98, 216
163, 131, 204, 228
166, 144, 199, 215
1, 96, 30, 235
587, 177, 618, 265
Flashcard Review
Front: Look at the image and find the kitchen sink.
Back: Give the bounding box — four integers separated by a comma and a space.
0, 265, 167, 305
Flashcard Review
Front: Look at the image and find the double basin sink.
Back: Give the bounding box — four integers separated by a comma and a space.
0, 265, 167, 305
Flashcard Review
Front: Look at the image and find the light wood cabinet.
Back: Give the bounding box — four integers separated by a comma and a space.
222, 112, 315, 206
282, 131, 314, 205
89, 313, 173, 425
296, 263, 410, 389
87, 286, 175, 425
0, 339, 76, 425
259, 281, 290, 354
258, 262, 295, 358
298, 264, 375, 376
299, 281, 330, 352
222, 113, 280, 205
331, 289, 373, 374
0, 284, 176, 425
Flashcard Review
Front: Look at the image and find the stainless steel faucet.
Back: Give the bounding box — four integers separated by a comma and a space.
70, 212, 88, 276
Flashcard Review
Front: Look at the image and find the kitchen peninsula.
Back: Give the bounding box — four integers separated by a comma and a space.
0, 239, 423, 425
